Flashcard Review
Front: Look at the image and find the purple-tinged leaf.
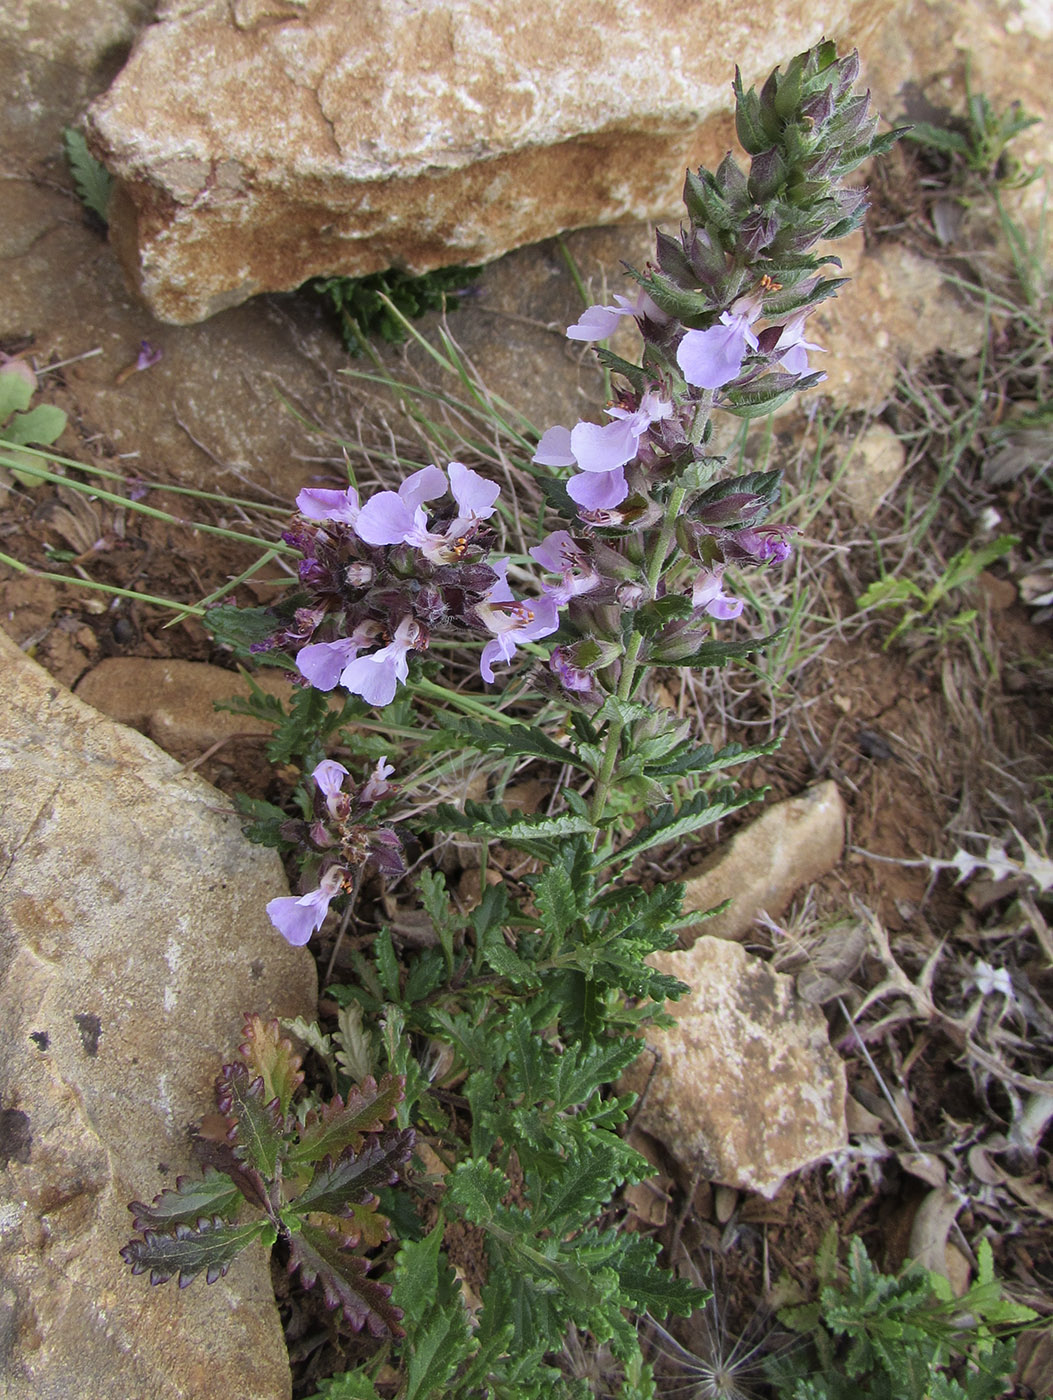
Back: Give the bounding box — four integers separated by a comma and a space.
237, 1014, 304, 1116
288, 1223, 404, 1335
294, 1128, 415, 1218
290, 1074, 405, 1167
121, 1217, 276, 1287
129, 1168, 241, 1232
299, 1203, 390, 1252
215, 1063, 285, 1178
192, 1117, 272, 1212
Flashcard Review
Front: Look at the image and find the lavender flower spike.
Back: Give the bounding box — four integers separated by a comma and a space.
677, 295, 762, 390
267, 865, 347, 946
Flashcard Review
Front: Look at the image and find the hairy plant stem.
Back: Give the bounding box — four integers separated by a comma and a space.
588, 481, 690, 829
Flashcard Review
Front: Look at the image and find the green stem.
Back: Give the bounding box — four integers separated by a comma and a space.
587, 480, 690, 828
413, 675, 519, 726
0, 457, 294, 554
0, 550, 208, 615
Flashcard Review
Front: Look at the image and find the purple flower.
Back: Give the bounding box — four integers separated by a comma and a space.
339, 617, 423, 707
774, 312, 825, 376
297, 622, 381, 691
532, 425, 577, 468
360, 756, 395, 804
691, 566, 744, 620
566, 289, 668, 342
296, 485, 362, 526
544, 389, 670, 512
136, 340, 163, 371
677, 295, 762, 390
354, 461, 499, 563
529, 530, 600, 603
266, 864, 347, 946
566, 467, 629, 510
312, 759, 350, 818
733, 526, 796, 564
476, 563, 560, 683
352, 464, 447, 546
570, 389, 672, 474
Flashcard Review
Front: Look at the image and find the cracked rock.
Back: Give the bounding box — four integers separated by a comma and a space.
622, 936, 847, 1197
86, 0, 884, 323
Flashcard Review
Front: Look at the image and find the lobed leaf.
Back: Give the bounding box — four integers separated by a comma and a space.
290, 1073, 405, 1166
441, 717, 588, 770
120, 1216, 275, 1287
293, 1127, 415, 1217
215, 1062, 285, 1178
238, 1014, 304, 1116
129, 1168, 242, 1232
288, 1223, 404, 1335
604, 786, 766, 866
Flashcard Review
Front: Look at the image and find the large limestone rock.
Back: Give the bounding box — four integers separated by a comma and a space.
85, 0, 887, 323
623, 936, 847, 1196
0, 627, 316, 1399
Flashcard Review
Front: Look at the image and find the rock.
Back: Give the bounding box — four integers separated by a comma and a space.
74, 657, 294, 762
816, 240, 987, 412
0, 626, 316, 1399
85, 0, 887, 323
837, 422, 908, 523
681, 781, 846, 942
622, 936, 847, 1196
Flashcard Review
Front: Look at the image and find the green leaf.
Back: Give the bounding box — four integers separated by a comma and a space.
290, 1073, 405, 1166
667, 626, 786, 669
293, 1128, 414, 1219
205, 604, 287, 662
0, 369, 34, 421
302, 1369, 380, 1400
614, 1233, 708, 1317
120, 1217, 275, 1287
232, 791, 293, 847
128, 1168, 242, 1232
216, 1064, 285, 1177
63, 126, 113, 221
479, 922, 541, 987
447, 1158, 508, 1226
373, 928, 402, 1001
238, 1014, 304, 1116
393, 1222, 475, 1400
289, 1223, 404, 1334
723, 373, 823, 419
647, 736, 781, 778
1, 404, 66, 447
442, 717, 587, 770
606, 786, 766, 866
533, 862, 582, 943
429, 800, 595, 847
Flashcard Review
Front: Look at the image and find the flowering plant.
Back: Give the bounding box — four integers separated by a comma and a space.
126, 40, 901, 1397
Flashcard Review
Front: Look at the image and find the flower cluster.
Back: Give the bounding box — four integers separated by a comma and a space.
266, 461, 560, 707
266, 758, 403, 944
